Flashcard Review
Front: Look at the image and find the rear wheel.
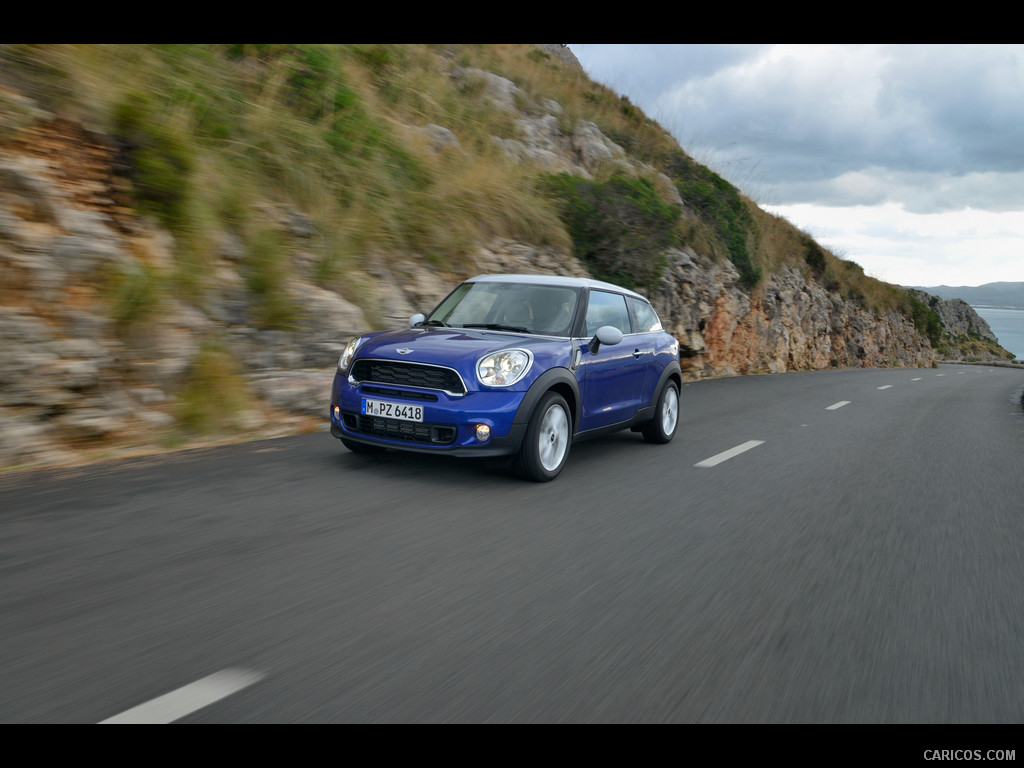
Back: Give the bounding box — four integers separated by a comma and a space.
642, 380, 679, 444
514, 391, 571, 481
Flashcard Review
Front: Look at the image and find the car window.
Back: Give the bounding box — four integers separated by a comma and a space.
628, 297, 663, 332
521, 286, 578, 336
585, 290, 631, 337
433, 283, 501, 325
429, 281, 579, 335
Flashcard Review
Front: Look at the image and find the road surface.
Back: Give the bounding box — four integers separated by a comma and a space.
2, 364, 1023, 724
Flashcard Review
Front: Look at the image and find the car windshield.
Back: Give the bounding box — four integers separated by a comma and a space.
426, 281, 581, 337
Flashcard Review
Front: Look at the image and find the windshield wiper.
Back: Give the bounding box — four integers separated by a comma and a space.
462, 323, 533, 333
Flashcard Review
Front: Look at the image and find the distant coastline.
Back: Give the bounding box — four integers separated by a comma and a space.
969, 306, 1024, 360
906, 282, 1024, 360
909, 281, 1024, 310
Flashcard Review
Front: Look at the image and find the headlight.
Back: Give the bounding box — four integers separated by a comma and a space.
338, 337, 363, 372
477, 349, 533, 387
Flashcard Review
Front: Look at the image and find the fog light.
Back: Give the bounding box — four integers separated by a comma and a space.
333, 405, 340, 421
475, 424, 491, 442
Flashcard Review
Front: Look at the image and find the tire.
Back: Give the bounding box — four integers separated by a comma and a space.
642, 380, 679, 444
514, 391, 572, 482
341, 438, 386, 455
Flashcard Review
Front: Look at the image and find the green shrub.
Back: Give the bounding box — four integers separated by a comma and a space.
542, 173, 680, 291
349, 44, 400, 71
906, 293, 943, 346
244, 228, 302, 330
104, 259, 163, 336
666, 151, 761, 288
176, 337, 250, 434
803, 236, 828, 277
282, 45, 336, 121
112, 92, 195, 234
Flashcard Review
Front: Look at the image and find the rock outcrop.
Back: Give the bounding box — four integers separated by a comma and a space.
906, 288, 997, 342
652, 249, 933, 376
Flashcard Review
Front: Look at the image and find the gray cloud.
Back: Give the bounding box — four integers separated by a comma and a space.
570, 44, 1024, 214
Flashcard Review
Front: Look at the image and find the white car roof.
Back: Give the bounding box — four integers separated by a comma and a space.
466, 273, 649, 302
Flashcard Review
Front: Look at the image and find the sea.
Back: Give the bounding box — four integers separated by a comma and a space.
971, 306, 1024, 361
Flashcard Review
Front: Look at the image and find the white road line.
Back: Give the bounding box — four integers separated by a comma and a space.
695, 440, 765, 468
99, 668, 264, 724
937, 373, 945, 377
911, 377, 922, 381
877, 385, 893, 390
826, 401, 851, 410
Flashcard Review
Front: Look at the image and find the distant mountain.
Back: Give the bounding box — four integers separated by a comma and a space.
909, 282, 1024, 309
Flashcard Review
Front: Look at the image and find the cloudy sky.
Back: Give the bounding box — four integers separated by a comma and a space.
568, 44, 1024, 288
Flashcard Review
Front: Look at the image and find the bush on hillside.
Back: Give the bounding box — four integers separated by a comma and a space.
906, 293, 943, 346
665, 150, 761, 288
112, 92, 195, 235
542, 173, 681, 291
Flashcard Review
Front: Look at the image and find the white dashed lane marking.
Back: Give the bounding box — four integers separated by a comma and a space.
695, 440, 765, 468
694, 368, 968, 472
99, 668, 264, 724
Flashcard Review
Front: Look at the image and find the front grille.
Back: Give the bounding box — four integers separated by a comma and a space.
342, 411, 457, 445
361, 385, 438, 402
351, 359, 465, 394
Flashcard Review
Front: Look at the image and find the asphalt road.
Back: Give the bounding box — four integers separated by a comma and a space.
2, 363, 1023, 723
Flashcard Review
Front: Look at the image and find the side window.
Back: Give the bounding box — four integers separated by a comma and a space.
628, 297, 663, 332
585, 290, 631, 337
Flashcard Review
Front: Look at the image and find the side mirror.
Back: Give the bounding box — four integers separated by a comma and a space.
410, 313, 426, 327
588, 325, 623, 354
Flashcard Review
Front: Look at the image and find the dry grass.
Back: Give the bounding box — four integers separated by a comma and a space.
175, 336, 252, 435
4, 43, 931, 332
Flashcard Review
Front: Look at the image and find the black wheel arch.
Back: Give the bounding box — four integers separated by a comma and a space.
513, 367, 580, 433
652, 360, 682, 406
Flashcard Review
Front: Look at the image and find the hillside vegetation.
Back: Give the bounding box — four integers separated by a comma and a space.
0, 43, 941, 330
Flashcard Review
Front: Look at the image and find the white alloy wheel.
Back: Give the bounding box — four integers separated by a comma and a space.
514, 391, 573, 481
642, 381, 679, 444
660, 384, 679, 436
538, 401, 569, 472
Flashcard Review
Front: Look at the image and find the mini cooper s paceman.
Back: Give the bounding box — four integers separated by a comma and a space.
330, 274, 682, 481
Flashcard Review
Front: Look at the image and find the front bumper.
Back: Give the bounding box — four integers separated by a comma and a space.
330, 422, 526, 457
330, 372, 529, 457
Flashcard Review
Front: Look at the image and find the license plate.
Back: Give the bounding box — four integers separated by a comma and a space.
361, 398, 424, 422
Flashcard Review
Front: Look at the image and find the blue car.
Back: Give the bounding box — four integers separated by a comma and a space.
330, 274, 682, 481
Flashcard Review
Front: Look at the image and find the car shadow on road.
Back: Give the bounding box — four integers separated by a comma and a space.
329, 429, 651, 485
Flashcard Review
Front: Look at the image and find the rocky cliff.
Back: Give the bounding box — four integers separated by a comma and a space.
0, 46, 972, 471
906, 289, 997, 340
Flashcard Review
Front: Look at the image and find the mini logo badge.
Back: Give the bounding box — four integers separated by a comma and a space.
396, 348, 413, 355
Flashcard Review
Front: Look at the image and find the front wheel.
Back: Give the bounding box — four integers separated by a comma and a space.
642, 380, 679, 444
514, 391, 572, 482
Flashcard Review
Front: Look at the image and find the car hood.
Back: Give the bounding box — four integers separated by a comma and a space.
355, 327, 570, 371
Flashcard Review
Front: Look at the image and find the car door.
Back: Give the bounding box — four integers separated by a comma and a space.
576, 289, 647, 432
626, 296, 662, 406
